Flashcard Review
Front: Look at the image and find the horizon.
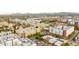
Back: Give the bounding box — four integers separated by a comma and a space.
1, 12, 79, 15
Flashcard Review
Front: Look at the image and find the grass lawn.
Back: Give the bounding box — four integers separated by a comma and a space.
27, 32, 46, 40
67, 31, 78, 40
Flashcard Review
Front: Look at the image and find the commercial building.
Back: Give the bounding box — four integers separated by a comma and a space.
50, 25, 74, 37
42, 35, 64, 46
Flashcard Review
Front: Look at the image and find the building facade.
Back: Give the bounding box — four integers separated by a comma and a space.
50, 26, 74, 37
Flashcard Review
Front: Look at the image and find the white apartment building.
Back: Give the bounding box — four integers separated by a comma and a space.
0, 31, 37, 46
50, 26, 74, 37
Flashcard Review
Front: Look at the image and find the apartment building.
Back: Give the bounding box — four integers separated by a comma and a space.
0, 31, 37, 46
16, 27, 41, 37
0, 31, 20, 46
50, 25, 74, 37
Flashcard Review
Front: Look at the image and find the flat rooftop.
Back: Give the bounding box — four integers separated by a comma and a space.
55, 26, 74, 30
16, 27, 36, 33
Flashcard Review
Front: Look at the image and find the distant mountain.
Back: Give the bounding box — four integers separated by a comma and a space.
1, 12, 79, 17
50, 12, 79, 16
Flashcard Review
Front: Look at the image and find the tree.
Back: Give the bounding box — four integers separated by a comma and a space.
63, 43, 70, 46
13, 25, 17, 33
